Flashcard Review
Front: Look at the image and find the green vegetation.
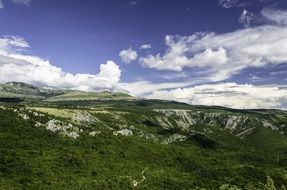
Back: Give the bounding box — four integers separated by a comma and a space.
0, 82, 286, 189
46, 91, 133, 102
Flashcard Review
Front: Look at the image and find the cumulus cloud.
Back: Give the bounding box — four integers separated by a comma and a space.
0, 35, 122, 92
119, 47, 138, 64
140, 44, 152, 49
140, 22, 287, 82
0, 35, 287, 109
0, 35, 190, 95
140, 35, 228, 72
147, 83, 287, 109
261, 8, 287, 26
239, 10, 254, 27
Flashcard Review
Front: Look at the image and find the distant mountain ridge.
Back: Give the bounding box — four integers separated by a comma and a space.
0, 82, 134, 102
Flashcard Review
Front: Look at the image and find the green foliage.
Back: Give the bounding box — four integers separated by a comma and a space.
0, 88, 287, 189
264, 176, 276, 190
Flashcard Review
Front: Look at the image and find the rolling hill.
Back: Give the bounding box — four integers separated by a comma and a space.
0, 82, 286, 189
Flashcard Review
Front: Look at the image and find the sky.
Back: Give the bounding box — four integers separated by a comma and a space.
1, 0, 287, 109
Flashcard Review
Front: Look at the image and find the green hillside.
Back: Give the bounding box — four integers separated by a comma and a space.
0, 82, 66, 100
0, 82, 286, 189
46, 91, 134, 102
0, 82, 134, 102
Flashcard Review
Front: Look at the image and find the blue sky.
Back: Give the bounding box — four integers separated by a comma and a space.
0, 0, 287, 109
1, 0, 244, 77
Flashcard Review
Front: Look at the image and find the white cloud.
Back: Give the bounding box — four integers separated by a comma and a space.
11, 0, 31, 6
248, 74, 260, 81
140, 23, 287, 82
119, 80, 194, 96
3, 35, 29, 48
0, 0, 32, 8
261, 8, 287, 26
146, 83, 287, 109
0, 35, 30, 55
97, 60, 121, 83
119, 47, 138, 64
160, 72, 187, 80
270, 70, 287, 76
239, 10, 254, 27
140, 35, 228, 72
218, 0, 239, 8
140, 44, 152, 49
217, 0, 269, 8
0, 35, 190, 95
0, 0, 3, 8
0, 36, 122, 92
0, 35, 287, 110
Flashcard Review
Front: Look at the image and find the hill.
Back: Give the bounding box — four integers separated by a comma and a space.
0, 82, 134, 102
0, 82, 286, 189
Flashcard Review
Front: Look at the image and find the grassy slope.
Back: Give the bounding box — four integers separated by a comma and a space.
0, 82, 65, 100
0, 104, 286, 190
46, 91, 134, 102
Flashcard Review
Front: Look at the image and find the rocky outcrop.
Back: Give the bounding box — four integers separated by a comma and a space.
18, 113, 29, 120
138, 131, 159, 142
154, 109, 275, 137
162, 134, 187, 144
89, 131, 101, 136
71, 111, 96, 125
113, 129, 133, 136
45, 119, 82, 139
